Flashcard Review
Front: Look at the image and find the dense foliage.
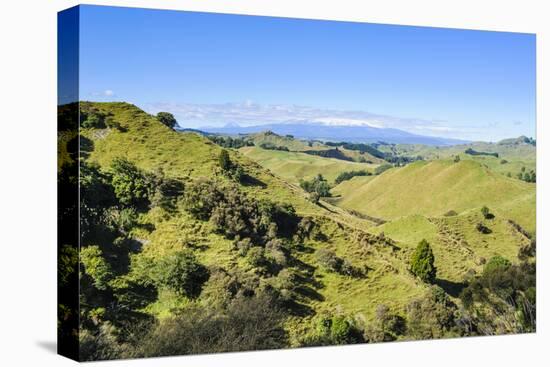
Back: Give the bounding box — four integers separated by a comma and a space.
324, 141, 386, 159
156, 112, 178, 129
303, 148, 353, 161
465, 148, 499, 158
259, 142, 290, 151
299, 174, 331, 199
58, 103, 537, 361
208, 135, 254, 149
334, 169, 371, 184
410, 239, 437, 283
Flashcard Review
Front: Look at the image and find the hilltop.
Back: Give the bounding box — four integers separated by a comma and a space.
332, 159, 535, 232
62, 102, 535, 360
70, 102, 435, 347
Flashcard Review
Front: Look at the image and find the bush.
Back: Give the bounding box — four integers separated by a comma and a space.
218, 150, 245, 182
315, 248, 343, 273
374, 164, 393, 175
363, 304, 406, 342
476, 222, 492, 234
480, 206, 492, 219
153, 251, 209, 298
483, 256, 511, 275
80, 109, 107, 129
106, 207, 138, 233
125, 294, 287, 357
334, 170, 371, 184
219, 149, 232, 171
459, 259, 535, 334
156, 112, 177, 129
182, 179, 224, 220
299, 174, 331, 197
410, 239, 437, 283
314, 314, 362, 345
110, 158, 150, 208
105, 116, 125, 131
406, 286, 458, 340
80, 246, 113, 291
246, 247, 267, 268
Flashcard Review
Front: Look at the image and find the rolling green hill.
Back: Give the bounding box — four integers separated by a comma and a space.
332, 159, 535, 233
243, 131, 386, 164
65, 102, 536, 359
74, 103, 432, 340
239, 146, 378, 184
376, 138, 536, 178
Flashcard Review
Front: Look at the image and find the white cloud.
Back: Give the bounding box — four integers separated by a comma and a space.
103, 89, 114, 97
144, 101, 480, 139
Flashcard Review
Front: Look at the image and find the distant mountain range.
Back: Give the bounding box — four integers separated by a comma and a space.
199, 121, 469, 146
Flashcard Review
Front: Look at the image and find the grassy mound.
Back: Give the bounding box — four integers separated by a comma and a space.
239, 146, 378, 184
332, 159, 535, 232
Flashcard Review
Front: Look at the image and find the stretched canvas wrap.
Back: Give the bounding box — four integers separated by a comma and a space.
58, 5, 536, 362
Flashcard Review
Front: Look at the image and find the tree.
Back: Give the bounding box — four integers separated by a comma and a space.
483, 255, 511, 275
80, 246, 113, 291
406, 286, 458, 339
315, 248, 343, 273
410, 239, 437, 283
299, 174, 331, 197
219, 149, 232, 172
480, 206, 492, 219
153, 251, 209, 298
156, 112, 177, 129
110, 158, 150, 208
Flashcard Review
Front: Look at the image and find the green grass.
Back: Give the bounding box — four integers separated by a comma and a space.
239, 146, 378, 184
376, 140, 536, 178
79, 101, 535, 336
245, 131, 386, 163
81, 102, 428, 323
370, 210, 531, 285
332, 159, 535, 232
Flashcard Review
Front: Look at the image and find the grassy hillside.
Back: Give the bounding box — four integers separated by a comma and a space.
244, 131, 386, 163
370, 212, 531, 285
245, 131, 324, 151
64, 102, 536, 360
376, 139, 536, 178
239, 146, 378, 184
75, 103, 434, 343
332, 159, 535, 233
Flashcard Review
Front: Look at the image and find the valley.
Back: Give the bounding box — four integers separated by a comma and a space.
59, 102, 536, 359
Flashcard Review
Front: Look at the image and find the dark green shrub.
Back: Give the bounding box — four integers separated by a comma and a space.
315, 248, 343, 273
476, 222, 491, 234
480, 206, 492, 219
374, 163, 393, 175
219, 149, 231, 171
156, 112, 177, 129
300, 174, 331, 197
110, 158, 150, 208
410, 239, 437, 283
483, 256, 511, 275
153, 251, 209, 298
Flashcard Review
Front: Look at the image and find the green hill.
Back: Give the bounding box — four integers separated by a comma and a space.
332, 159, 535, 233
239, 146, 378, 184
63, 102, 536, 359
72, 102, 433, 347
243, 131, 386, 164
376, 138, 536, 179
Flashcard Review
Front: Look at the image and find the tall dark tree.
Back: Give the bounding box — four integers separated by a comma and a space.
219, 149, 232, 172
156, 112, 178, 129
410, 239, 437, 283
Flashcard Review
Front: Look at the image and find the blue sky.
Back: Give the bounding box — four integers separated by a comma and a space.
77, 5, 536, 141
